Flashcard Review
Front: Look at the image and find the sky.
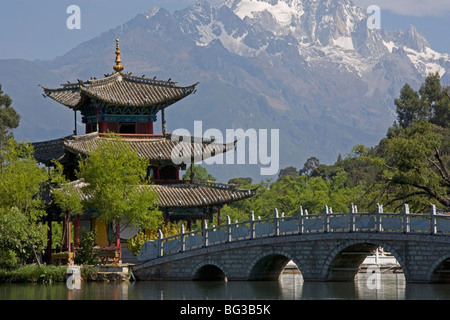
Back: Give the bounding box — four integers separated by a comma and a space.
0, 0, 449, 61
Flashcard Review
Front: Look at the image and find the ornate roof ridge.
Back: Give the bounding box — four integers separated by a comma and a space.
77, 73, 120, 87
166, 132, 237, 146
64, 132, 99, 142
191, 178, 258, 193
40, 84, 79, 92
32, 135, 69, 147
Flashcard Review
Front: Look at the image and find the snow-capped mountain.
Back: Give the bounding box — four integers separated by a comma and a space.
6, 0, 450, 181
176, 0, 448, 78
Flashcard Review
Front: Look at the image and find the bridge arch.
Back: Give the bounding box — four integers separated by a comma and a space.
428, 253, 450, 283
192, 261, 228, 281
247, 249, 299, 281
322, 240, 406, 282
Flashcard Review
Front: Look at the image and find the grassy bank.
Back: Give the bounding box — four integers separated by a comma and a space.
0, 265, 67, 283
0, 265, 130, 283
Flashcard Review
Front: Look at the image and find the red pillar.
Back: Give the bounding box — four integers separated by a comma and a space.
67, 217, 72, 252
187, 219, 191, 231
47, 214, 52, 263
74, 215, 80, 247
115, 220, 120, 248
62, 212, 72, 252
147, 121, 154, 134
115, 220, 121, 263
62, 214, 67, 251
99, 121, 107, 133
175, 167, 180, 181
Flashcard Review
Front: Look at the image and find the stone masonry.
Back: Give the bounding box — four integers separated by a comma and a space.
132, 232, 450, 283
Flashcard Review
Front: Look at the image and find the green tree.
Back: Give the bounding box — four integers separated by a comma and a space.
299, 156, 320, 177
182, 164, 216, 181
228, 177, 253, 186
371, 120, 450, 211
0, 139, 48, 265
395, 72, 450, 129
421, 72, 450, 128
224, 173, 365, 220
76, 134, 161, 244
50, 161, 84, 250
395, 83, 425, 128
0, 84, 20, 146
277, 166, 298, 181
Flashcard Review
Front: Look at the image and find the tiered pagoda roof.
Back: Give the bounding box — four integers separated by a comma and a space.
41, 38, 197, 111
59, 178, 257, 210
40, 72, 197, 110
32, 131, 236, 166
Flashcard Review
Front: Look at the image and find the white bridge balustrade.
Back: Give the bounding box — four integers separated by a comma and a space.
137, 203, 450, 262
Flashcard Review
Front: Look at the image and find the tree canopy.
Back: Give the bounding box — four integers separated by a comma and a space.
0, 139, 48, 265
395, 72, 450, 128
0, 84, 20, 146
182, 164, 216, 181
76, 134, 161, 238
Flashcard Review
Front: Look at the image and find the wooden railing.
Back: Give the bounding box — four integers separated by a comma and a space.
137, 204, 450, 262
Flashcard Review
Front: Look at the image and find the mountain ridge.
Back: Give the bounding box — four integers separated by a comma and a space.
3, 0, 450, 182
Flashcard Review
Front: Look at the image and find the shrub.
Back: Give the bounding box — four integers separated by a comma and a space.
74, 230, 98, 265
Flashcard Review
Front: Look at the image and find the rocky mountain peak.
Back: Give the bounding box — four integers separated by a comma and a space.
400, 24, 431, 52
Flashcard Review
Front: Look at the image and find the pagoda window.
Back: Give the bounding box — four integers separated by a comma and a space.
86, 123, 98, 134
136, 123, 148, 134
107, 122, 120, 133
119, 123, 136, 134
160, 165, 177, 181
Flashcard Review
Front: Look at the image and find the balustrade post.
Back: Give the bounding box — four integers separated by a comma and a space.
349, 203, 355, 232
376, 203, 383, 232
299, 206, 304, 234
180, 224, 185, 252
431, 204, 437, 235
250, 211, 255, 239
324, 205, 329, 233
274, 208, 280, 236
226, 215, 231, 242
158, 229, 163, 258
203, 221, 209, 247
403, 204, 410, 233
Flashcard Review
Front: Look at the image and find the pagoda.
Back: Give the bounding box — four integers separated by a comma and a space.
32, 39, 256, 262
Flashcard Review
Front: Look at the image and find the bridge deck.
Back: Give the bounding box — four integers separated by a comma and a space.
137, 204, 450, 263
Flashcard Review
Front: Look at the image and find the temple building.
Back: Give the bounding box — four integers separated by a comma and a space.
32, 39, 256, 262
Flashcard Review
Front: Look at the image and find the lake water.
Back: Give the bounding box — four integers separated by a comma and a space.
1, 273, 450, 300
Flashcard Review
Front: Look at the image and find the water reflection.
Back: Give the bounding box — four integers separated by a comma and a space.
1, 273, 450, 300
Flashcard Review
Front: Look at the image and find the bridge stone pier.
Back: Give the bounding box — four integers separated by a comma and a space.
132, 204, 450, 283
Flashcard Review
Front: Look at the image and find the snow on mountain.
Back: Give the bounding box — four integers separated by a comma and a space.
177, 0, 449, 80
404, 47, 448, 77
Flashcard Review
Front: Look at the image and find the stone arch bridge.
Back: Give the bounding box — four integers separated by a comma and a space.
132, 204, 450, 283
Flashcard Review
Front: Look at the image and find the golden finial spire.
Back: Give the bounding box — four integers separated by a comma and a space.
113, 39, 124, 73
